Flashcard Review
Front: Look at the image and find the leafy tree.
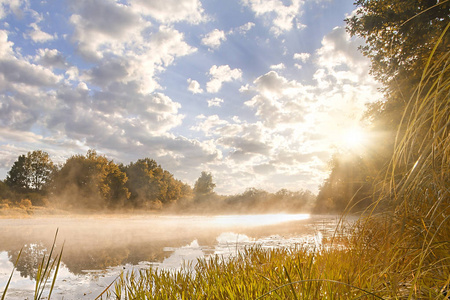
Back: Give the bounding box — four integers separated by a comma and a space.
314, 153, 373, 213
124, 158, 189, 208
53, 150, 130, 209
5, 155, 28, 192
0, 180, 13, 200
346, 0, 449, 86
193, 172, 216, 196
27, 150, 56, 191
5, 150, 55, 192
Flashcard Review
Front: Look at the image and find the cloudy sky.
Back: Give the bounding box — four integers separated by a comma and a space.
0, 0, 381, 194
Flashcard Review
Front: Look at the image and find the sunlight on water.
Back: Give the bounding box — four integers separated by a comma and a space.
211, 213, 310, 227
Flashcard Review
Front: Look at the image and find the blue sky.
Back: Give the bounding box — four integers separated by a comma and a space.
0, 0, 381, 194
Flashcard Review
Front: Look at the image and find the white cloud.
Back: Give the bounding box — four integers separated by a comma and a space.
35, 48, 67, 69
74, 21, 196, 93
270, 63, 285, 70
0, 30, 13, 57
237, 22, 255, 34
207, 97, 224, 107
0, 0, 26, 19
242, 0, 303, 36
27, 22, 56, 43
131, 0, 206, 24
0, 30, 62, 91
293, 52, 310, 62
69, 0, 146, 60
201, 29, 226, 49
206, 65, 242, 93
228, 22, 256, 35
187, 78, 203, 94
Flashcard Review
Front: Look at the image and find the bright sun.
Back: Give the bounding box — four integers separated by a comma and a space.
343, 127, 366, 149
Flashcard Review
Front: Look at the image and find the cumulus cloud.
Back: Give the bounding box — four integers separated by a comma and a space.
242, 0, 303, 35
236, 22, 255, 34
315, 26, 371, 83
206, 65, 242, 93
73, 15, 196, 93
0, 31, 62, 90
131, 0, 206, 24
270, 63, 285, 70
35, 48, 67, 69
187, 78, 203, 94
201, 29, 226, 49
207, 97, 223, 107
293, 52, 310, 62
26, 22, 56, 43
69, 0, 146, 60
0, 0, 26, 19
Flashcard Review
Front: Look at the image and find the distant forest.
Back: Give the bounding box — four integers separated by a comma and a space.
0, 149, 315, 213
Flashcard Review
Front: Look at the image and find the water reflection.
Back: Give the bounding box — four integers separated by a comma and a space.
0, 214, 347, 298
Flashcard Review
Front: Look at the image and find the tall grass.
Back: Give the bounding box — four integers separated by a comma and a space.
108, 246, 391, 299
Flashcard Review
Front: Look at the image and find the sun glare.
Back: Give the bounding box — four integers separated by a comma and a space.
342, 127, 366, 149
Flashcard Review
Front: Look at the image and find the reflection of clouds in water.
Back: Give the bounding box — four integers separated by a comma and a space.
0, 251, 36, 297
214, 232, 254, 255
159, 240, 205, 270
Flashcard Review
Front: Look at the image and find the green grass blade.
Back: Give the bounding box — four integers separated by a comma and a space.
48, 242, 64, 300
1, 248, 22, 300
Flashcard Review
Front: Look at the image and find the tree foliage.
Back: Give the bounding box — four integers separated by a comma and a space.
314, 153, 373, 213
346, 0, 449, 85
5, 150, 55, 192
53, 150, 130, 209
193, 171, 216, 196
124, 158, 191, 208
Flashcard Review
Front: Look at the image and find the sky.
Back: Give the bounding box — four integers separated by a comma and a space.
0, 0, 382, 194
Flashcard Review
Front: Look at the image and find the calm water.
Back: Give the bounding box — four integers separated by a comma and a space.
0, 214, 349, 299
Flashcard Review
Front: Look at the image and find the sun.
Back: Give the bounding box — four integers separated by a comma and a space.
342, 127, 366, 149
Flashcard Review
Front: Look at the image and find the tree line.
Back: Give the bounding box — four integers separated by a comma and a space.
0, 150, 313, 213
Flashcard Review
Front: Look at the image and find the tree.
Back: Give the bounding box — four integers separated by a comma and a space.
27, 150, 56, 191
53, 150, 130, 209
5, 150, 55, 192
124, 158, 190, 207
193, 172, 216, 196
346, 0, 449, 86
314, 153, 373, 213
5, 155, 28, 192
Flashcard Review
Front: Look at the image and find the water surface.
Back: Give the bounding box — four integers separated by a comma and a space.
0, 214, 348, 299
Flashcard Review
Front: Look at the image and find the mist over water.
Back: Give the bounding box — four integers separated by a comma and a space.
0, 214, 348, 299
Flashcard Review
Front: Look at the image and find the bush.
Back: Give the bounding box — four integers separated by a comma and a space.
19, 198, 32, 209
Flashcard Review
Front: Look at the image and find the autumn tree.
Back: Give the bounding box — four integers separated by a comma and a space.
53, 150, 130, 209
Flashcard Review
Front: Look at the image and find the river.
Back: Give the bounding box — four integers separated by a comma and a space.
0, 214, 351, 299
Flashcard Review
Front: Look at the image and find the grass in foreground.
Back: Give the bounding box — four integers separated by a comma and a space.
105, 225, 448, 300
